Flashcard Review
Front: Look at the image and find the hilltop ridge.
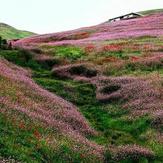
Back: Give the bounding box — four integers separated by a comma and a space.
138, 8, 163, 15
14, 11, 163, 49
0, 23, 36, 40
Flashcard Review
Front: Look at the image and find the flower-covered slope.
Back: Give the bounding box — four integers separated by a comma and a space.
0, 58, 96, 138
0, 58, 104, 161
1, 9, 163, 162
14, 13, 163, 47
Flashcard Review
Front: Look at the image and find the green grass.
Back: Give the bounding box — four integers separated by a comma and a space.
0, 50, 101, 162
104, 58, 163, 77
0, 108, 99, 163
0, 49, 47, 71
99, 51, 141, 60
0, 112, 48, 163
0, 49, 162, 162
0, 23, 35, 40
34, 75, 152, 147
40, 45, 86, 61
34, 69, 163, 162
34, 77, 96, 105
0, 48, 151, 146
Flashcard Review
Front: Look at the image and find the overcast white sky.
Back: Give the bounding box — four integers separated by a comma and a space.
0, 0, 163, 34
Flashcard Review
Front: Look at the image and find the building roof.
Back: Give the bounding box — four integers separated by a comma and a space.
109, 12, 143, 22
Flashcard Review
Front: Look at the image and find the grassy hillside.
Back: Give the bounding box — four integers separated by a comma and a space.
0, 9, 163, 162
139, 8, 163, 15
1, 38, 163, 162
0, 50, 103, 162
0, 23, 36, 40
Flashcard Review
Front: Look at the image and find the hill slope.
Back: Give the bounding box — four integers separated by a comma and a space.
0, 9, 163, 162
138, 8, 163, 15
0, 23, 36, 40
0, 54, 103, 162
14, 11, 163, 48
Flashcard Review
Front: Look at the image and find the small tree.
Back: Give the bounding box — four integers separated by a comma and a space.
0, 36, 2, 49
0, 37, 12, 50
1, 39, 8, 50
2, 39, 7, 45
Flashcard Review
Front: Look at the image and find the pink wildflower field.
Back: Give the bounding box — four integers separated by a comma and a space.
1, 10, 163, 162
14, 13, 163, 47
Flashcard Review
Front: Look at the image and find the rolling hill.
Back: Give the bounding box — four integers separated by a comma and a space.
0, 9, 163, 162
0, 23, 36, 40
138, 8, 163, 15
14, 11, 163, 47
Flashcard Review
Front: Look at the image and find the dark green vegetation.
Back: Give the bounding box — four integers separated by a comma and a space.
101, 85, 121, 94
0, 49, 162, 162
105, 59, 163, 77
99, 50, 141, 60
0, 23, 35, 40
0, 50, 42, 70
0, 36, 12, 50
69, 65, 97, 77
0, 50, 100, 162
34, 69, 159, 161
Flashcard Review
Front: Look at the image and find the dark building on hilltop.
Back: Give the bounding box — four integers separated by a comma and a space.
109, 13, 143, 22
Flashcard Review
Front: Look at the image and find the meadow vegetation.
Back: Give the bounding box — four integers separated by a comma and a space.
0, 11, 163, 162
0, 44, 162, 162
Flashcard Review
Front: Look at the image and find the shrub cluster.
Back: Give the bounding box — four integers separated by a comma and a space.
69, 65, 97, 77
0, 36, 12, 50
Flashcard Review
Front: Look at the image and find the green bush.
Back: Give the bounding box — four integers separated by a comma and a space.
0, 36, 8, 50
0, 36, 2, 48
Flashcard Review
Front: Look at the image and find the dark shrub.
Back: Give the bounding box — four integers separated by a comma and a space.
85, 68, 98, 77
125, 62, 137, 71
126, 59, 163, 72
37, 59, 60, 70
101, 85, 121, 94
69, 65, 97, 77
0, 39, 8, 50
2, 39, 7, 45
31, 48, 42, 54
20, 49, 33, 61
69, 65, 86, 75
104, 150, 113, 163
0, 36, 2, 49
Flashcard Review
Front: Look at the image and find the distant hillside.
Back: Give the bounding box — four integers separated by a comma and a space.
138, 8, 163, 15
0, 23, 36, 40
14, 11, 163, 48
